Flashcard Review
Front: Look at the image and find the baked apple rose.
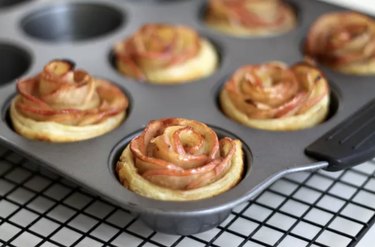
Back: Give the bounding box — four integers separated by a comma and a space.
10, 59, 128, 142
116, 118, 244, 201
204, 0, 296, 36
305, 12, 375, 75
220, 61, 330, 131
114, 23, 218, 84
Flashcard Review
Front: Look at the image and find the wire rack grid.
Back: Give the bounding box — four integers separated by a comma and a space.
0, 143, 375, 247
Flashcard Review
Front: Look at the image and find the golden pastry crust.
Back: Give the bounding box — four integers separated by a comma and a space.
10, 60, 128, 142
304, 11, 375, 75
10, 96, 125, 142
114, 24, 218, 84
116, 118, 244, 201
204, 0, 296, 37
220, 62, 330, 131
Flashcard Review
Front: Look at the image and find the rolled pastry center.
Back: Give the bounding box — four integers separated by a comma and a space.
129, 118, 238, 190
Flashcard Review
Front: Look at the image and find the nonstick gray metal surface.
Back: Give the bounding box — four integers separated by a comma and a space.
0, 0, 374, 235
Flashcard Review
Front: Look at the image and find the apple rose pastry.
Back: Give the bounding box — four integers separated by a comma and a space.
220, 62, 330, 131
116, 118, 244, 201
305, 12, 375, 75
204, 0, 296, 37
114, 24, 218, 84
10, 60, 128, 142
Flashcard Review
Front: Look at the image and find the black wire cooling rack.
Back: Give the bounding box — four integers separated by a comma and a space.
1, 143, 375, 247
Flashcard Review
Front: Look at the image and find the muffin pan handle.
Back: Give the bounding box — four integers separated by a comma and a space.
306, 98, 375, 171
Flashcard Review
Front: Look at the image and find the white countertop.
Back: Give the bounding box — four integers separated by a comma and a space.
320, 0, 375, 13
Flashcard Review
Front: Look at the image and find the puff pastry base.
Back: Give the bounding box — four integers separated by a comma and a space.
117, 39, 218, 84
116, 140, 244, 201
10, 97, 125, 142
220, 90, 330, 131
333, 58, 375, 75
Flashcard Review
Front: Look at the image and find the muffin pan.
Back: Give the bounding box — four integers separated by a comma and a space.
0, 0, 375, 235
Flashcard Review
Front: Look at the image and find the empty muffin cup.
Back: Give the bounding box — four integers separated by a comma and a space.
21, 3, 124, 42
0, 43, 31, 86
0, 0, 29, 8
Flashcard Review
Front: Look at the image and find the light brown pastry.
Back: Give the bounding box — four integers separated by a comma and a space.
204, 0, 296, 37
220, 61, 330, 131
116, 118, 244, 201
114, 23, 218, 84
304, 11, 375, 75
10, 60, 128, 142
